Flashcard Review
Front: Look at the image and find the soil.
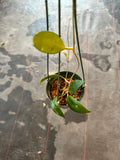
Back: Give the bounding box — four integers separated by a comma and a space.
50, 78, 83, 105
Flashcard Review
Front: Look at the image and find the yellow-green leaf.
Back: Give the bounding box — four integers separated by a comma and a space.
1, 42, 5, 46
33, 31, 65, 54
63, 52, 67, 59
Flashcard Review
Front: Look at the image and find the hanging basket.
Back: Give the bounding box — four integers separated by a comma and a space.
46, 71, 85, 107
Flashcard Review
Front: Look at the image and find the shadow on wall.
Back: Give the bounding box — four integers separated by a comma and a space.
0, 47, 40, 82
0, 47, 42, 92
82, 53, 111, 72
0, 46, 89, 159
65, 110, 87, 124
103, 0, 120, 24
0, 86, 86, 160
26, 15, 56, 36
0, 86, 57, 160
103, 0, 120, 33
0, 86, 88, 160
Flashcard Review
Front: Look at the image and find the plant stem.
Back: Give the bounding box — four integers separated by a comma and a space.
64, 46, 80, 78
65, 18, 71, 79
71, 48, 80, 79
64, 47, 73, 50
70, 0, 80, 80
64, 19, 71, 95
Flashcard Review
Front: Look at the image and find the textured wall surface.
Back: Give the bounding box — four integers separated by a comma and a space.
0, 0, 120, 159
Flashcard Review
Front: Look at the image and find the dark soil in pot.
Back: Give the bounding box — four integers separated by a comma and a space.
46, 71, 84, 106
50, 78, 83, 105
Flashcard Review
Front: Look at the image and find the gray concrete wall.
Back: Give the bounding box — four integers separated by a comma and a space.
0, 0, 120, 159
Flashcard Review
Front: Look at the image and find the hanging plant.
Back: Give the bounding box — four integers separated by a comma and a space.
33, 31, 91, 118
33, 0, 91, 118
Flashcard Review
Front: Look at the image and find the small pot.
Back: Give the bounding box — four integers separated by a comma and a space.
46, 71, 85, 106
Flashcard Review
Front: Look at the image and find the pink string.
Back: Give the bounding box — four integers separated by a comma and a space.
111, 0, 120, 88
43, 110, 53, 160
84, 10, 90, 160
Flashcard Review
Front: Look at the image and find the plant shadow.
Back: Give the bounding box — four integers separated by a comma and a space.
0, 86, 57, 160
64, 109, 88, 124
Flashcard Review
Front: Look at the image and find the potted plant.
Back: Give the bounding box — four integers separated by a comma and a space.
32, 0, 91, 118
33, 31, 91, 118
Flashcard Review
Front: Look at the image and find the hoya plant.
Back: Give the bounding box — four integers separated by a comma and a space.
33, 31, 91, 118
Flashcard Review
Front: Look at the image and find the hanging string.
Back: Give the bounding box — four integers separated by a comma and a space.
74, 0, 85, 81
72, 0, 75, 51
57, 0, 61, 98
45, 0, 49, 77
58, 0, 61, 72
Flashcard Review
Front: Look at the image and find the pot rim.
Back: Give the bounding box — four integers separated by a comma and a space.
46, 71, 85, 107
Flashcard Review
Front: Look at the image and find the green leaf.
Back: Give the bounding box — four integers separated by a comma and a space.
69, 80, 85, 94
33, 31, 65, 54
40, 74, 66, 85
51, 97, 65, 118
63, 52, 67, 59
67, 95, 91, 113
1, 42, 5, 46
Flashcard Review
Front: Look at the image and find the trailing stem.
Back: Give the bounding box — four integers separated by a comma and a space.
71, 48, 80, 80
65, 18, 71, 79
61, 18, 71, 99
57, 0, 83, 101
64, 47, 80, 79
70, 0, 80, 80
63, 0, 80, 82
59, 47, 80, 99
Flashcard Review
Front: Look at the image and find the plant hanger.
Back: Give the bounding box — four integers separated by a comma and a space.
45, 0, 49, 77
73, 0, 85, 81
45, 0, 85, 82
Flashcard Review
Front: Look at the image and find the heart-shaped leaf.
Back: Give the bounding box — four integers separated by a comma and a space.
40, 74, 67, 85
69, 80, 85, 94
51, 97, 65, 118
67, 95, 91, 113
33, 31, 65, 54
